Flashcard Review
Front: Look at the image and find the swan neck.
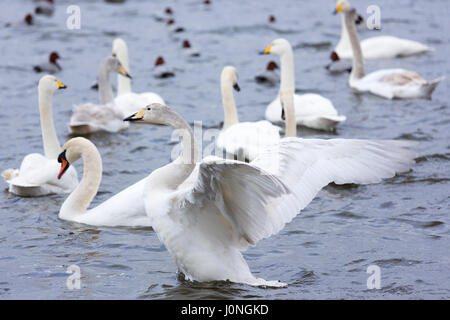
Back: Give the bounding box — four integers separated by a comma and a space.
280, 89, 296, 137
337, 13, 351, 52
98, 61, 114, 104
345, 10, 365, 80
279, 47, 295, 92
117, 49, 131, 96
38, 87, 61, 159
221, 80, 239, 129
60, 144, 102, 219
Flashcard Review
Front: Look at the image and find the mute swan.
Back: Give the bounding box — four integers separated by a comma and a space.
216, 66, 281, 161
124, 103, 416, 287
331, 0, 432, 61
263, 38, 346, 131
255, 61, 279, 86
33, 52, 61, 74
2, 75, 78, 197
56, 137, 151, 227
153, 56, 175, 78
337, 3, 443, 99
112, 38, 165, 116
69, 56, 132, 135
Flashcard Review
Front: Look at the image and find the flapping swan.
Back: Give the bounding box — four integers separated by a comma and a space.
2, 76, 78, 197
33, 52, 61, 74
337, 3, 443, 99
69, 56, 132, 134
56, 137, 151, 227
216, 66, 281, 161
112, 38, 165, 116
331, 0, 432, 61
124, 103, 416, 287
263, 38, 346, 131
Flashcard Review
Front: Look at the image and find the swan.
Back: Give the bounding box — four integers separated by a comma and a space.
124, 103, 416, 287
255, 61, 279, 86
337, 3, 443, 99
112, 38, 165, 116
69, 56, 132, 134
56, 137, 151, 227
263, 38, 346, 131
33, 51, 61, 74
331, 0, 432, 61
216, 66, 281, 161
2, 75, 78, 197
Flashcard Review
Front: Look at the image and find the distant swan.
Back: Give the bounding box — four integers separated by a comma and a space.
56, 137, 151, 227
331, 0, 432, 61
263, 38, 346, 131
2, 76, 78, 197
69, 56, 132, 134
336, 2, 443, 99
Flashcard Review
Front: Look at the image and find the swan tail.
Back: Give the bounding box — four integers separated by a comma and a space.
423, 76, 444, 99
244, 277, 287, 288
2, 169, 19, 182
8, 184, 47, 197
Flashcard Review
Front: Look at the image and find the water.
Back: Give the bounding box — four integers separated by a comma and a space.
0, 0, 449, 299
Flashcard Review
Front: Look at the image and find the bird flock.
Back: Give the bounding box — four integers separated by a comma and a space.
2, 0, 443, 287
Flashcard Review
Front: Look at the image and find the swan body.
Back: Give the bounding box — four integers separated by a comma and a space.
69, 56, 131, 134
336, 1, 443, 99
216, 66, 281, 161
57, 137, 151, 227
263, 38, 345, 131
112, 38, 165, 116
2, 76, 78, 197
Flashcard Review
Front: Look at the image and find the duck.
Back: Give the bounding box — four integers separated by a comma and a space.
123, 103, 416, 287
34, 0, 54, 16
154, 7, 173, 22
216, 66, 281, 161
69, 56, 132, 134
2, 76, 78, 197
268, 15, 276, 23
166, 19, 184, 33
255, 61, 279, 85
336, 2, 443, 99
181, 40, 201, 57
153, 56, 175, 79
56, 137, 151, 227
33, 51, 61, 74
263, 38, 346, 131
331, 0, 432, 61
112, 38, 165, 116
24, 13, 33, 26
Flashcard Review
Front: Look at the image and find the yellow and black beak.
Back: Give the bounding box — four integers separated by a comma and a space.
333, 3, 342, 14
260, 44, 272, 55
119, 65, 132, 79
123, 108, 145, 122
56, 79, 67, 89
57, 150, 70, 179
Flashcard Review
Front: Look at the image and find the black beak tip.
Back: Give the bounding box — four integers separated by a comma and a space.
333, 9, 338, 15
123, 113, 136, 121
126, 73, 132, 79
233, 84, 240, 92
259, 51, 266, 55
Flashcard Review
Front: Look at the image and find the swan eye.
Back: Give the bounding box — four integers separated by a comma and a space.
147, 107, 151, 111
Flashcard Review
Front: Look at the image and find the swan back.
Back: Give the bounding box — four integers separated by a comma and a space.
112, 38, 131, 95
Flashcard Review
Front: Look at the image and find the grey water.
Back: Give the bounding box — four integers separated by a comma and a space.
0, 0, 449, 299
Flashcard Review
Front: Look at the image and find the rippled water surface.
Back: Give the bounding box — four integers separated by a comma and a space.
0, 0, 449, 299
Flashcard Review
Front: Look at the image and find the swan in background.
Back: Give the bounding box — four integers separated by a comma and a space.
124, 103, 416, 287
337, 3, 443, 99
33, 51, 61, 74
56, 137, 151, 227
216, 66, 281, 161
112, 38, 165, 116
69, 56, 132, 134
2, 76, 78, 197
255, 61, 279, 86
331, 0, 432, 61
263, 38, 346, 131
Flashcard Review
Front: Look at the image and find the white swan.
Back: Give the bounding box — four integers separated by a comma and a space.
2, 75, 78, 197
332, 0, 432, 61
337, 3, 443, 99
56, 137, 151, 227
263, 38, 346, 131
69, 56, 132, 134
216, 66, 281, 161
112, 38, 165, 116
124, 103, 416, 287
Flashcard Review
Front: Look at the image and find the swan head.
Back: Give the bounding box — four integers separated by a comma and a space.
262, 38, 292, 56
123, 103, 172, 125
221, 66, 240, 91
103, 56, 131, 78
38, 75, 67, 93
334, 0, 351, 14
57, 137, 97, 179
112, 38, 127, 57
